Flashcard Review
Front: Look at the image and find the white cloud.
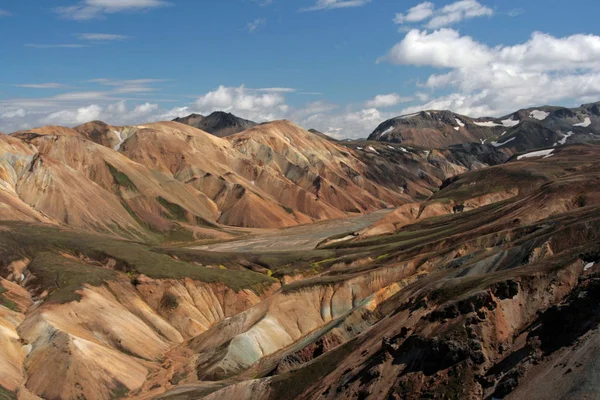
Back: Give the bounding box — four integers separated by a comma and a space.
75, 33, 129, 41
1, 82, 391, 139
194, 85, 289, 121
508, 8, 524, 17
394, 2, 434, 24
382, 29, 600, 117
247, 18, 267, 32
301, 0, 371, 12
56, 0, 170, 20
365, 93, 412, 108
15, 83, 67, 89
394, 0, 493, 29
381, 29, 491, 68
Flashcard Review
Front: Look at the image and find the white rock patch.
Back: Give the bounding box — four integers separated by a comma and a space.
113, 130, 127, 151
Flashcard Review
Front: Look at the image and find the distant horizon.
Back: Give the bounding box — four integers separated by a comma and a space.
1, 0, 599, 138
6, 99, 599, 141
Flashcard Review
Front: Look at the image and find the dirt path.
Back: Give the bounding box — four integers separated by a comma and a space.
191, 210, 392, 253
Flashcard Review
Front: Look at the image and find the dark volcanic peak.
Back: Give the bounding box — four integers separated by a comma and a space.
172, 113, 204, 127
173, 111, 257, 137
369, 102, 600, 152
368, 110, 500, 148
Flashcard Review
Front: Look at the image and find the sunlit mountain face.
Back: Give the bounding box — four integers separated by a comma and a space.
1, 1, 600, 399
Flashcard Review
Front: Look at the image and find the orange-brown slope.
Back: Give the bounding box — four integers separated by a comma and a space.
227, 121, 410, 211
11, 125, 83, 140
118, 121, 349, 228
27, 134, 221, 234
0, 135, 55, 224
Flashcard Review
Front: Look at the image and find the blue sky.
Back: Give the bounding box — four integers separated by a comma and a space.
1, 0, 600, 138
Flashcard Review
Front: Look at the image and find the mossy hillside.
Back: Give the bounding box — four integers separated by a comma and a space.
0, 287, 19, 311
0, 222, 277, 303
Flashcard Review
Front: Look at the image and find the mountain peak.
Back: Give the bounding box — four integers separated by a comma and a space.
173, 111, 257, 137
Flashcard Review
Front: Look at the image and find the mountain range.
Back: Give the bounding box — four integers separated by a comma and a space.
0, 102, 599, 399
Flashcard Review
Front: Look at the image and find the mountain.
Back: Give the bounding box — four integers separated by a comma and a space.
0, 142, 597, 399
10, 118, 497, 231
173, 111, 257, 137
369, 102, 600, 151
1, 106, 598, 399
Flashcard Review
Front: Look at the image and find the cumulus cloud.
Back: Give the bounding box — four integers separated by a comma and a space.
56, 0, 170, 20
1, 82, 391, 139
381, 29, 491, 68
365, 93, 412, 108
395, 0, 493, 29
194, 85, 289, 121
382, 28, 600, 117
301, 0, 371, 12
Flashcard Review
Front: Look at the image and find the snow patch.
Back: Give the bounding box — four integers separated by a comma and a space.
357, 147, 363, 150
502, 117, 520, 127
479, 139, 487, 144
380, 126, 395, 137
399, 147, 409, 153
517, 149, 554, 160
474, 120, 502, 127
399, 113, 419, 119
455, 118, 465, 127
574, 117, 591, 127
454, 127, 460, 131
585, 262, 595, 271
367, 146, 379, 154
491, 137, 516, 147
501, 131, 507, 136
387, 145, 395, 149
529, 110, 550, 120
554, 131, 574, 146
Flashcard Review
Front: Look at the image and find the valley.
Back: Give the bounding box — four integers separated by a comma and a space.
191, 209, 392, 253
0, 102, 599, 400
